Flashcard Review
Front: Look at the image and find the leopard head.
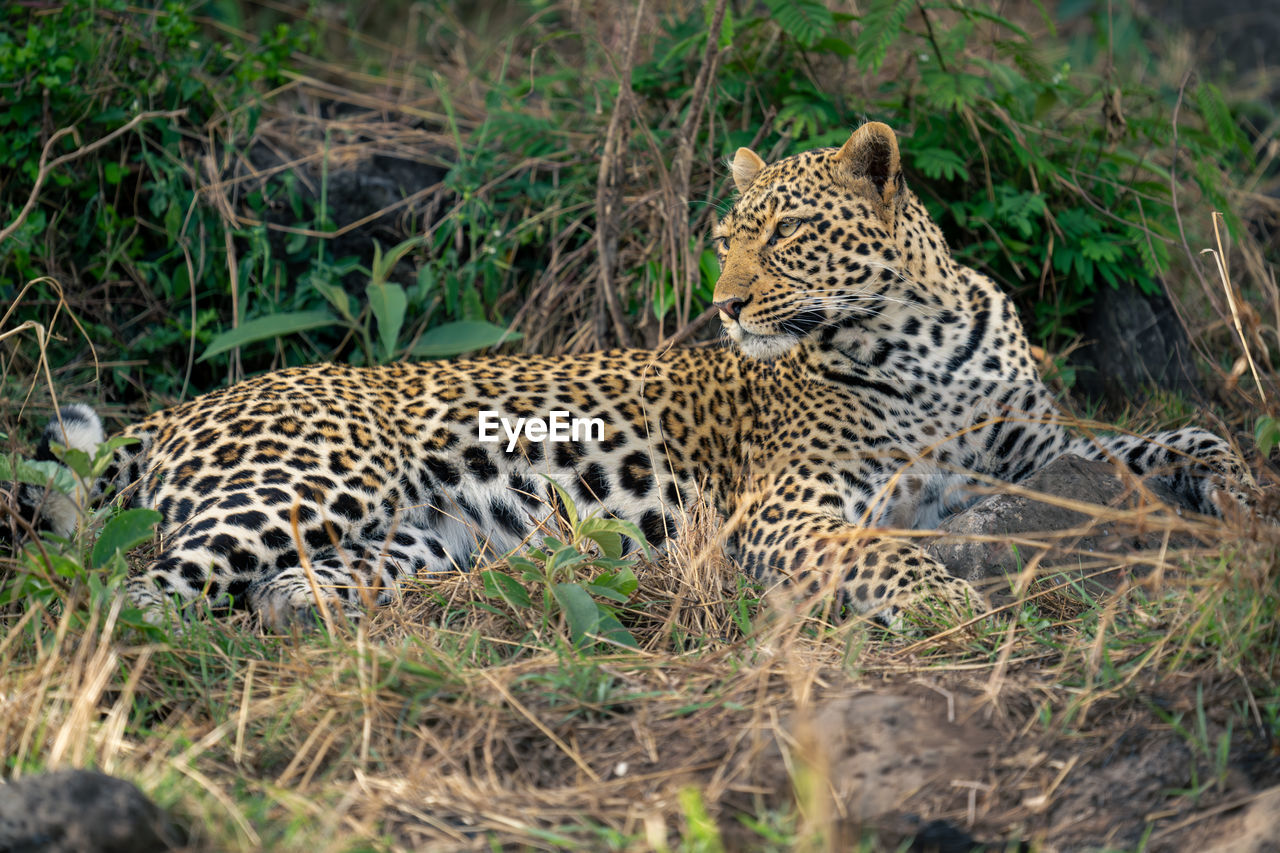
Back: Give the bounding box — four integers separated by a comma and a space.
712, 121, 946, 360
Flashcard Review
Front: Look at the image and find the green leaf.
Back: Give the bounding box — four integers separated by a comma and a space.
813, 36, 855, 57
716, 2, 735, 47
93, 436, 139, 479
370, 236, 427, 285
1255, 417, 1280, 457
698, 249, 720, 297
57, 447, 93, 480
855, 0, 914, 71
408, 321, 521, 358
577, 516, 651, 560
311, 276, 357, 322
1033, 90, 1058, 120
103, 162, 124, 185
481, 569, 532, 609
587, 556, 639, 572
0, 456, 75, 493
1193, 82, 1249, 158
200, 311, 339, 361
952, 5, 1030, 40
1079, 237, 1123, 264
994, 189, 1046, 238
763, 0, 834, 48
592, 565, 639, 597
583, 582, 630, 604
544, 543, 591, 579
367, 281, 407, 362
91, 508, 162, 569
552, 582, 600, 646
678, 787, 723, 849
921, 69, 988, 112
577, 518, 622, 559
542, 478, 580, 530
46, 551, 87, 579
507, 554, 540, 575
913, 148, 970, 182
594, 611, 639, 649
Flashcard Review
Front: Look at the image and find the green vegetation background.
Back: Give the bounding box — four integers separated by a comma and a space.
1, 0, 1272, 429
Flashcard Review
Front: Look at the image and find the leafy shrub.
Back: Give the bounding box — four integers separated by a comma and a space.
0, 0, 1262, 410
631, 0, 1255, 342
482, 481, 651, 650
0, 0, 310, 399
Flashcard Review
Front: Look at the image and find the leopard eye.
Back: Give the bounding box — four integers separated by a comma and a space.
713, 235, 730, 252
776, 218, 801, 239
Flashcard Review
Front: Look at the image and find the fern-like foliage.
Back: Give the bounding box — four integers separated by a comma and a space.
762, 0, 834, 48
912, 147, 970, 182
856, 0, 915, 72
920, 68, 989, 112
1194, 82, 1251, 159
994, 188, 1046, 239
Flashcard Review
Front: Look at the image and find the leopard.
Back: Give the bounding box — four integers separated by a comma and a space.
18, 120, 1255, 630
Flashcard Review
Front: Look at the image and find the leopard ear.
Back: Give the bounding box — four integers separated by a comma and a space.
834, 122, 902, 206
731, 147, 767, 193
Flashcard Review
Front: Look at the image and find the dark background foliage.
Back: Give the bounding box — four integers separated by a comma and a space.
1, 0, 1276, 433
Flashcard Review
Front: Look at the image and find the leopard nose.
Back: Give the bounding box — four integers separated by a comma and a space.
714, 297, 747, 321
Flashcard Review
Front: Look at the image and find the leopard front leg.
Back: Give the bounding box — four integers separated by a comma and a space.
1066, 428, 1255, 518
721, 501, 986, 625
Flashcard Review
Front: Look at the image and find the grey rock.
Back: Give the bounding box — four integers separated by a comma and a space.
0, 769, 176, 853
929, 454, 1194, 589
1069, 282, 1202, 407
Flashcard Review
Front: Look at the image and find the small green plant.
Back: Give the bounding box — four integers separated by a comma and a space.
1, 433, 159, 619
678, 786, 726, 853
481, 481, 650, 650
1153, 683, 1234, 801
51, 435, 160, 571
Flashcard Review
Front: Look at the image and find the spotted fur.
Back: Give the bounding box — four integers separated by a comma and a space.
29, 122, 1253, 628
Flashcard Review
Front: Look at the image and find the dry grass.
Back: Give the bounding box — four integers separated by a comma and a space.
1, 478, 1277, 849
